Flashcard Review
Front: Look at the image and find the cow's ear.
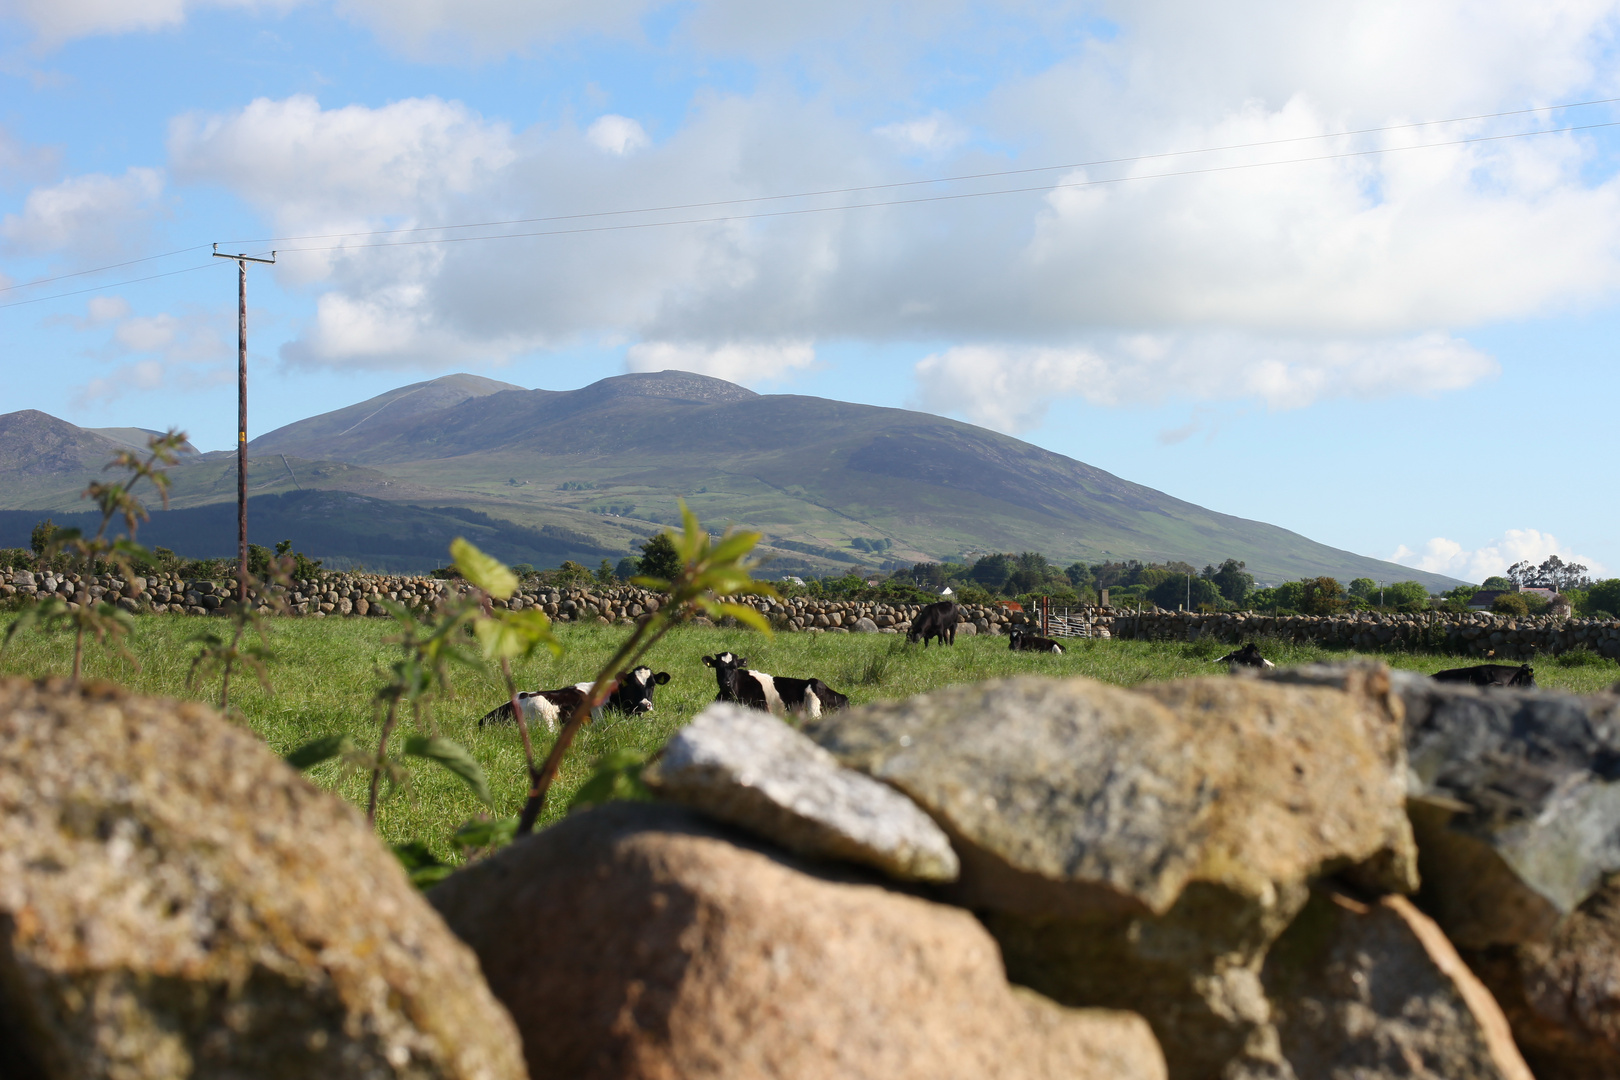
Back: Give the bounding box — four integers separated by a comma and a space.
654, 671, 671, 684
702, 655, 716, 667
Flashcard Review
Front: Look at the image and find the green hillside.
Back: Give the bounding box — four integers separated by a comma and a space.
0, 371, 1465, 587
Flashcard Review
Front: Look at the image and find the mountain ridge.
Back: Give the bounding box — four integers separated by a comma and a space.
0, 372, 1466, 589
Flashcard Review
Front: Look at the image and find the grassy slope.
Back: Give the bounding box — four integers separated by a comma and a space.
4, 615, 1615, 867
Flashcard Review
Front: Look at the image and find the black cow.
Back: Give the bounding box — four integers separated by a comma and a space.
479, 665, 671, 728
1008, 628, 1064, 654
702, 652, 850, 717
908, 600, 960, 647
1431, 663, 1537, 688
1216, 643, 1275, 669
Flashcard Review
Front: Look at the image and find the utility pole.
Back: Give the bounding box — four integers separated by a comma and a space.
212, 245, 275, 604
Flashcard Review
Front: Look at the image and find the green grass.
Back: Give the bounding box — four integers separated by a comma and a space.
3, 615, 1615, 865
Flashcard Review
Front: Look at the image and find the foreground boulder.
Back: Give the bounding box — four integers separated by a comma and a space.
0, 678, 525, 1080
642, 702, 959, 882
430, 802, 1165, 1080
1264, 890, 1532, 1080
805, 672, 1415, 1080
1461, 875, 1620, 1079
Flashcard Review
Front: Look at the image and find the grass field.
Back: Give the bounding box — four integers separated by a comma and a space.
3, 614, 1616, 864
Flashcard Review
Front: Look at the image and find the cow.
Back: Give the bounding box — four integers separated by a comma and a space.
1431, 663, 1537, 689
1216, 643, 1275, 669
701, 652, 850, 718
907, 600, 960, 647
1008, 628, 1064, 654
478, 665, 671, 729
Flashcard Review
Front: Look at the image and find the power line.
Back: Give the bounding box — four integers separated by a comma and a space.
0, 244, 214, 294
219, 94, 1620, 248
0, 259, 228, 310
263, 117, 1620, 256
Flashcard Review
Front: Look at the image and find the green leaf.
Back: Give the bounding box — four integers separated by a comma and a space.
450, 537, 517, 600
569, 748, 652, 811
390, 840, 455, 888
407, 863, 455, 889
284, 733, 354, 770
706, 529, 762, 568
473, 608, 560, 661
451, 816, 519, 850
403, 734, 493, 807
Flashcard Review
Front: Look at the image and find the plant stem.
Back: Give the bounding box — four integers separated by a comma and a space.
71, 625, 84, 687
500, 656, 537, 777
367, 699, 400, 824
516, 619, 673, 834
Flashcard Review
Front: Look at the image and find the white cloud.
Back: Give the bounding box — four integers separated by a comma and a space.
875, 111, 968, 155
0, 0, 300, 45
912, 332, 1496, 432
68, 296, 233, 405
625, 340, 815, 385
1391, 529, 1606, 583
586, 115, 651, 156
156, 5, 1620, 410
332, 0, 655, 57
1, 167, 164, 258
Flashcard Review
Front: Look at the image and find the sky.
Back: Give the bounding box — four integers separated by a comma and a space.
0, 0, 1617, 584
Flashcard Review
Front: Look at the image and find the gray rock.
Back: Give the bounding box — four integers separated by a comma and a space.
806, 672, 1415, 1079
1265, 890, 1533, 1080
851, 616, 880, 633
10, 570, 33, 588
1269, 664, 1620, 948
955, 621, 978, 637
644, 704, 958, 883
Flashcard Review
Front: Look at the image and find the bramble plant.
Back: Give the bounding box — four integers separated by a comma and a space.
3, 430, 187, 686
515, 500, 774, 835
186, 553, 298, 713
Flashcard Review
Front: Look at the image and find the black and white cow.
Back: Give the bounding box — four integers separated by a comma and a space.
701, 652, 850, 717
1431, 663, 1537, 688
478, 665, 671, 729
1216, 643, 1275, 669
907, 600, 960, 647
1008, 628, 1064, 654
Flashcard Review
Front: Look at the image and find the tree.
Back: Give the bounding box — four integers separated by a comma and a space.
1538, 555, 1590, 591
1481, 576, 1513, 590
1492, 592, 1530, 616
637, 532, 682, 582
1148, 573, 1219, 610
1006, 552, 1055, 594
1065, 562, 1093, 590
1207, 559, 1255, 605
1505, 561, 1536, 588
1298, 577, 1345, 616
596, 559, 617, 586
970, 554, 1013, 592
29, 518, 57, 557
1384, 581, 1430, 610
1586, 579, 1620, 617
615, 556, 640, 580
1348, 578, 1377, 600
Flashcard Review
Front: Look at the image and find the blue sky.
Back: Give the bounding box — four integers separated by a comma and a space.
1, 0, 1617, 582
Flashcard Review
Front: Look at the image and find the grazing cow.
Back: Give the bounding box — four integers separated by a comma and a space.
701, 652, 850, 717
1216, 643, 1275, 669
479, 665, 671, 728
1008, 628, 1064, 654
907, 600, 960, 647
1431, 663, 1537, 688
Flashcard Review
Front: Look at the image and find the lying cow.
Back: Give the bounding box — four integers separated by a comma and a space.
1216, 643, 1275, 669
1008, 628, 1064, 654
478, 665, 671, 729
702, 652, 850, 718
1431, 663, 1537, 688
908, 600, 960, 647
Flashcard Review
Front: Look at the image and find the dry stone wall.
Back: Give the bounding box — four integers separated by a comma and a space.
1114, 608, 1620, 661
0, 567, 1091, 635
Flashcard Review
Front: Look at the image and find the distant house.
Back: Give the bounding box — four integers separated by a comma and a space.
1468, 590, 1511, 610
1521, 587, 1559, 601
998, 600, 1023, 613
939, 586, 954, 597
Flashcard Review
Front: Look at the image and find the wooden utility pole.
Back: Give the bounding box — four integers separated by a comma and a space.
211, 245, 275, 603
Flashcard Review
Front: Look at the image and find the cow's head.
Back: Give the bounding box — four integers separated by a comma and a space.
611, 666, 671, 714
701, 652, 747, 700
1512, 664, 1537, 687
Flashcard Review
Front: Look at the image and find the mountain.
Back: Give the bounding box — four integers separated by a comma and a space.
252, 373, 524, 455
0, 372, 1467, 589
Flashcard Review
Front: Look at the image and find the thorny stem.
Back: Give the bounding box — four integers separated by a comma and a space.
220, 615, 248, 711
500, 656, 537, 778
71, 625, 84, 687
367, 699, 401, 824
